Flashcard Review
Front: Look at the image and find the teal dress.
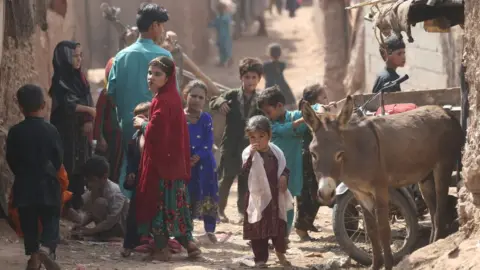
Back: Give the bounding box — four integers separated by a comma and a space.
209, 13, 233, 65
270, 104, 320, 233
107, 38, 174, 197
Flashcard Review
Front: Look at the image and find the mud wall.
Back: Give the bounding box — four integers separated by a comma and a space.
364, 21, 464, 92
460, 0, 480, 230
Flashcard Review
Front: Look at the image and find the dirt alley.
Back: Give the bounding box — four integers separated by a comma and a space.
0, 5, 367, 270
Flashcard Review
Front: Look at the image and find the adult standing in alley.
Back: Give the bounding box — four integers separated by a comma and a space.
107, 3, 174, 196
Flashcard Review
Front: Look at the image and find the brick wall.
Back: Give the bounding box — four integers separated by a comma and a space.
364, 21, 463, 92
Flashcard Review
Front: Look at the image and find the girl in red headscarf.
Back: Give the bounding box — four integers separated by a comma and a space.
133, 56, 200, 261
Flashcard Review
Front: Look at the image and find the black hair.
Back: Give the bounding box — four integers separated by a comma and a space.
298, 83, 326, 109
268, 43, 282, 59
257, 85, 285, 108
379, 34, 406, 60
239, 57, 264, 78
83, 155, 110, 178
245, 115, 272, 134
16, 84, 45, 113
136, 3, 169, 32
183, 80, 208, 96
149, 56, 175, 77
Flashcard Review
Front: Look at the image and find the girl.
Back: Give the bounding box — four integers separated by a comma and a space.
49, 41, 95, 210
209, 1, 233, 67
183, 80, 219, 244
263, 43, 295, 108
241, 115, 293, 267
294, 84, 329, 241
133, 56, 200, 261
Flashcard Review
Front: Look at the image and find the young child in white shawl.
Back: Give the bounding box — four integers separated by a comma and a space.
241, 115, 294, 267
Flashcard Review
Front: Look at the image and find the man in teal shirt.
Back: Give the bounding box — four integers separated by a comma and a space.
108, 4, 173, 196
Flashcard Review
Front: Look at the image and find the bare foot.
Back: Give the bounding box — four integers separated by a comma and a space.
38, 249, 61, 270
187, 241, 202, 258
255, 261, 268, 268
276, 252, 292, 266
26, 256, 41, 270
142, 248, 171, 262
219, 213, 229, 223
207, 232, 218, 244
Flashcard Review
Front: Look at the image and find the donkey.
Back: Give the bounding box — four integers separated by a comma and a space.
301, 96, 464, 270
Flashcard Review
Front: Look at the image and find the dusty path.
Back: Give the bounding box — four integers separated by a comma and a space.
199, 5, 325, 100
0, 5, 367, 270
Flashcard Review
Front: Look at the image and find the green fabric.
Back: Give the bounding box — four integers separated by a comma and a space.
137, 179, 194, 249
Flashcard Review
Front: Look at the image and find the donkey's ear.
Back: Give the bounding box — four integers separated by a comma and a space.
337, 95, 354, 128
301, 100, 321, 131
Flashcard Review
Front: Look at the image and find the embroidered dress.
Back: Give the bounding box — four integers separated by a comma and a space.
187, 112, 219, 233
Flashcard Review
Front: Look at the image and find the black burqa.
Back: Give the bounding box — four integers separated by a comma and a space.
49, 41, 93, 210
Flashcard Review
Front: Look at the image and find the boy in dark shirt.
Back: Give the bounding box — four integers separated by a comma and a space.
372, 35, 407, 93
6, 84, 63, 270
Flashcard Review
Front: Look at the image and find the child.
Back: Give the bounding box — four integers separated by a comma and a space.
372, 34, 406, 93
209, 1, 233, 67
184, 80, 219, 243
263, 43, 295, 108
294, 84, 329, 241
93, 57, 123, 184
6, 84, 63, 270
209, 57, 264, 223
121, 101, 151, 257
133, 56, 200, 261
241, 115, 293, 267
71, 156, 129, 241
256, 86, 322, 241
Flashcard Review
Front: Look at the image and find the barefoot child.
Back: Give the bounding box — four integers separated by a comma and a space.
294, 84, 329, 241
133, 56, 200, 261
184, 80, 219, 243
209, 57, 264, 223
122, 102, 151, 257
241, 115, 293, 267
6, 84, 63, 270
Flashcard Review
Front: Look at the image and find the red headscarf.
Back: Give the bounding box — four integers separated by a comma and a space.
136, 62, 191, 224
104, 57, 114, 88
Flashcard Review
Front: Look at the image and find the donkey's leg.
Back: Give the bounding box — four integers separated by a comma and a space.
432, 163, 453, 241
418, 174, 437, 243
353, 191, 383, 270
374, 186, 394, 270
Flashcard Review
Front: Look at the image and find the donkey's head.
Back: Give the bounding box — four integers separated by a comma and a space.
301, 96, 355, 205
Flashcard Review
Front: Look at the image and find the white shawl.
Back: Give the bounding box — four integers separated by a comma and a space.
241, 143, 294, 224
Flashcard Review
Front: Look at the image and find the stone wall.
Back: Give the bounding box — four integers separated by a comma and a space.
364, 21, 464, 92
460, 0, 480, 228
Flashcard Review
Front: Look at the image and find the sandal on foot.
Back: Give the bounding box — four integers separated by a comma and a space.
207, 232, 218, 244
38, 250, 61, 270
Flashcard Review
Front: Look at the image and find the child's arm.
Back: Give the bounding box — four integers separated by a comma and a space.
209, 89, 234, 111
106, 58, 118, 105
240, 154, 254, 177
192, 114, 214, 160
271, 111, 307, 137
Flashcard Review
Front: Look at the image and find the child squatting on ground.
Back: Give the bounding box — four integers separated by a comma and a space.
6, 84, 63, 270
184, 80, 220, 244
241, 115, 293, 267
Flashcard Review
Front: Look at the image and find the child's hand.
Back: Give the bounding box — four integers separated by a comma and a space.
126, 173, 136, 187
219, 102, 231, 115
190, 155, 200, 167
83, 122, 94, 135
293, 118, 304, 129
279, 175, 288, 192
133, 115, 147, 129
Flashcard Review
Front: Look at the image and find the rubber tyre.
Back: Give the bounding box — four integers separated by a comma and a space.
332, 189, 420, 266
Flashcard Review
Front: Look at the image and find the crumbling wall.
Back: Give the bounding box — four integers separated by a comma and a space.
460, 0, 480, 227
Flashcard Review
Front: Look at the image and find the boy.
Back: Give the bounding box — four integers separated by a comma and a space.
210, 57, 264, 223
372, 34, 406, 93
122, 102, 150, 257
71, 156, 129, 241
263, 43, 295, 108
6, 84, 63, 270
257, 86, 321, 240
208, 2, 233, 67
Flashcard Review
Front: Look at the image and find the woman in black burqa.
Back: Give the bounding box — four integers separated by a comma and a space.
49, 41, 96, 210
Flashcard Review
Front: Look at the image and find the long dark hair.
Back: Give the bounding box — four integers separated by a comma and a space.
297, 83, 326, 109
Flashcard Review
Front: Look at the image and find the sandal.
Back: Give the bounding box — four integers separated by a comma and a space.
207, 232, 218, 244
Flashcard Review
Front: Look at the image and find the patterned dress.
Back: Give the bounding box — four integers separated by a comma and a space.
186, 112, 219, 233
